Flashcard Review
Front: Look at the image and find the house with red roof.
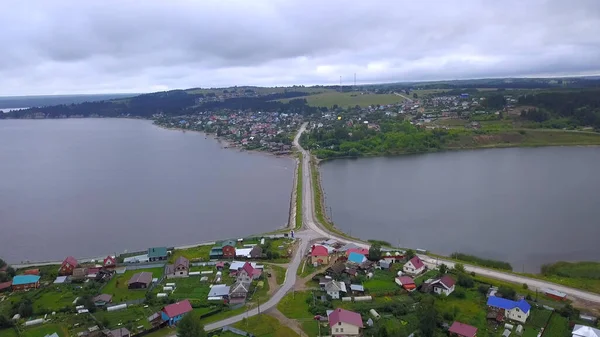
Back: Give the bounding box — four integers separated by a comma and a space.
431, 275, 456, 296
103, 256, 116, 268
23, 269, 39, 275
0, 281, 12, 292
345, 248, 369, 257
59, 256, 78, 276
395, 276, 416, 291
236, 262, 262, 284
449, 321, 478, 337
311, 245, 330, 265
403, 256, 425, 275
161, 300, 192, 326
328, 308, 363, 336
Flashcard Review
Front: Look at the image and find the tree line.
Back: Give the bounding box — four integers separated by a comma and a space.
519, 91, 600, 128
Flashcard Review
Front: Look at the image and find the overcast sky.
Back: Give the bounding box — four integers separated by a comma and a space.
1, 0, 599, 95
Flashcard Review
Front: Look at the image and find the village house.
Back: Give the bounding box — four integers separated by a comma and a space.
430, 275, 456, 296
103, 256, 116, 268
311, 245, 330, 265
229, 281, 249, 304
324, 280, 347, 300
350, 284, 365, 295
347, 252, 367, 265
161, 300, 193, 326
106, 327, 131, 337
328, 308, 363, 336
208, 284, 230, 301
403, 256, 426, 275
326, 262, 346, 277
59, 256, 78, 276
487, 296, 531, 323
449, 321, 478, 337
236, 262, 262, 283
93, 294, 112, 307
148, 247, 168, 262
0, 281, 12, 292
128, 272, 153, 289
11, 275, 40, 291
72, 268, 88, 282
395, 276, 416, 292
210, 240, 237, 259
23, 269, 39, 275
165, 256, 190, 279
572, 325, 600, 337
378, 259, 392, 270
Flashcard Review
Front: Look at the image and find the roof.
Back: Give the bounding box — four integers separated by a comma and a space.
44, 334, 59, 337
544, 288, 567, 298
63, 256, 78, 267
208, 284, 231, 297
104, 256, 116, 265
230, 261, 259, 271
449, 321, 478, 337
235, 248, 253, 257
220, 240, 237, 248
24, 269, 39, 275
108, 327, 131, 337
348, 252, 367, 264
339, 243, 361, 252
12, 275, 40, 285
407, 256, 424, 270
397, 276, 415, 285
175, 256, 189, 268
328, 262, 346, 274
486, 296, 531, 313
328, 308, 363, 328
573, 325, 600, 337
311, 245, 329, 257
0, 281, 12, 290
148, 312, 161, 322
350, 284, 364, 292
53, 276, 68, 284
230, 282, 249, 294
162, 300, 192, 318
346, 248, 369, 256
148, 247, 167, 258
436, 275, 455, 289
93, 294, 112, 303
164, 264, 175, 275
128, 272, 153, 285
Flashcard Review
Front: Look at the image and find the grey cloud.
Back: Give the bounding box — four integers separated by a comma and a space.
0, 0, 599, 95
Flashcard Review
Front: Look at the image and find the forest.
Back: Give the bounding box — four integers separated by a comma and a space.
518, 90, 600, 128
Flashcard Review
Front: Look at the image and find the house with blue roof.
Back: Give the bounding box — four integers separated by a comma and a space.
347, 252, 367, 264
486, 296, 531, 323
12, 275, 41, 291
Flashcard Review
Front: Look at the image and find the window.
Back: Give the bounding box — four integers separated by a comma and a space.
335, 328, 339, 332
338, 322, 342, 325
340, 328, 344, 332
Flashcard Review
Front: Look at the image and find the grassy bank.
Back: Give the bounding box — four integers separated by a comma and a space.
450, 253, 512, 271
278, 92, 405, 108
295, 153, 302, 230
447, 129, 600, 149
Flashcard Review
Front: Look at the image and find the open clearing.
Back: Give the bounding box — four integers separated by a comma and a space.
278, 92, 405, 108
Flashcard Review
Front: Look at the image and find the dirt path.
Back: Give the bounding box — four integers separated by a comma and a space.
268, 308, 309, 337
267, 266, 281, 296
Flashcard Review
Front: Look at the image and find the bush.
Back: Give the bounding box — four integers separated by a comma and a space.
522, 283, 528, 289
457, 274, 474, 288
498, 286, 516, 300
478, 285, 490, 295
453, 288, 466, 299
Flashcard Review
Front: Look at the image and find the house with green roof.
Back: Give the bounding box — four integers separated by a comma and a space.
210, 240, 237, 259
148, 247, 168, 262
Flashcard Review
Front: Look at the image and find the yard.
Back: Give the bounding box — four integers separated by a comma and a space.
270, 265, 286, 285
165, 276, 210, 301
31, 285, 81, 312
543, 314, 570, 337
434, 287, 488, 332
19, 323, 69, 337
363, 269, 399, 294
169, 245, 212, 263
93, 304, 161, 331
102, 267, 163, 302
277, 291, 321, 337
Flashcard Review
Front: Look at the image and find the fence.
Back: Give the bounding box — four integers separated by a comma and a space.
220, 326, 254, 337
121, 262, 166, 270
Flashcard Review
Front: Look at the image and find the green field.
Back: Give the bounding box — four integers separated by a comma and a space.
233, 314, 300, 337
20, 323, 69, 337
102, 267, 163, 302
271, 265, 286, 285
186, 86, 332, 95
94, 305, 161, 331
543, 314, 570, 337
447, 129, 600, 150
363, 269, 399, 293
169, 245, 212, 263
279, 92, 405, 108
166, 276, 210, 301
277, 291, 320, 337
0, 328, 19, 337
32, 285, 81, 312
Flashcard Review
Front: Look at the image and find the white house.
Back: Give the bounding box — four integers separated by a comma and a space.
403, 256, 425, 275
487, 296, 531, 323
430, 275, 455, 296
572, 324, 600, 337
324, 280, 347, 300
328, 308, 363, 336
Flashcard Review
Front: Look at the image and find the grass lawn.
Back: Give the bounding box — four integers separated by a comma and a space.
0, 328, 19, 337
32, 285, 81, 312
527, 308, 552, 328
169, 245, 212, 263
297, 258, 324, 278
543, 314, 570, 337
270, 265, 286, 285
200, 306, 247, 324
435, 288, 488, 330
140, 326, 178, 337
20, 323, 69, 337
102, 267, 163, 302
233, 314, 300, 337
278, 92, 405, 108
94, 305, 160, 330
414, 270, 438, 286
363, 269, 398, 293
277, 291, 321, 336
167, 276, 210, 301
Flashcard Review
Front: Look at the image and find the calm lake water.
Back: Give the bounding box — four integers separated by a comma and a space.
320, 147, 600, 272
0, 119, 294, 263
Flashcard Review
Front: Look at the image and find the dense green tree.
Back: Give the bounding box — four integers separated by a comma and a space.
438, 264, 448, 275
368, 244, 382, 261
484, 94, 506, 110
453, 263, 465, 274
417, 298, 438, 337
18, 301, 33, 318
457, 274, 474, 288
177, 313, 206, 337
498, 286, 516, 300
405, 249, 415, 259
